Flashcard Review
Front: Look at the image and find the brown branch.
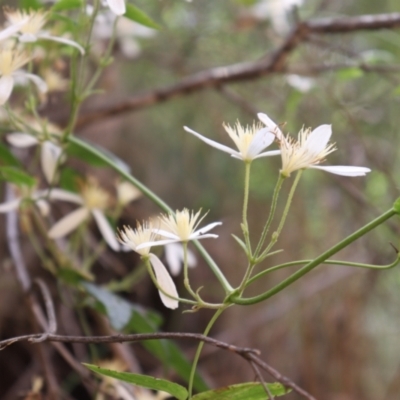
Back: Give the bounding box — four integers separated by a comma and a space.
0, 331, 317, 400
71, 12, 400, 129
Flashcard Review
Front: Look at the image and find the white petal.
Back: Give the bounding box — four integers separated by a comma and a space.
257, 113, 283, 140
41, 141, 62, 183
0, 18, 29, 41
247, 128, 276, 158
253, 149, 281, 159
107, 0, 126, 15
0, 198, 21, 213
136, 238, 180, 250
152, 229, 179, 240
190, 233, 219, 240
184, 126, 238, 157
47, 188, 84, 204
36, 199, 50, 216
38, 33, 85, 55
22, 72, 48, 93
92, 209, 120, 251
0, 75, 14, 105
48, 207, 89, 238
194, 221, 222, 235
149, 253, 179, 309
306, 125, 332, 155
7, 132, 38, 147
310, 165, 371, 176
164, 243, 183, 276
19, 33, 38, 43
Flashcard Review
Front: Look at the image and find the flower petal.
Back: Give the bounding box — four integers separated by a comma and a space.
92, 208, 120, 251
0, 75, 14, 105
253, 149, 281, 159
41, 141, 62, 183
184, 126, 238, 157
47, 188, 84, 204
257, 112, 283, 140
247, 127, 276, 158
107, 0, 126, 15
0, 198, 21, 213
19, 33, 38, 43
164, 243, 183, 276
48, 207, 89, 238
190, 233, 219, 240
7, 132, 38, 147
136, 238, 180, 250
22, 72, 48, 93
38, 33, 85, 55
310, 165, 371, 176
0, 17, 29, 41
152, 228, 179, 240
306, 124, 332, 155
194, 221, 222, 236
149, 253, 179, 309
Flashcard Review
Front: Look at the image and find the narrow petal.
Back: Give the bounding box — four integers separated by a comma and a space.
107, 0, 126, 15
92, 209, 120, 251
7, 132, 38, 147
310, 165, 371, 176
247, 128, 276, 158
47, 188, 84, 204
0, 75, 14, 105
22, 72, 48, 93
38, 33, 85, 55
257, 113, 283, 140
164, 243, 183, 276
190, 233, 219, 240
19, 33, 38, 43
0, 198, 21, 213
136, 238, 179, 250
149, 254, 179, 309
48, 207, 89, 238
306, 125, 332, 154
253, 149, 281, 159
184, 126, 238, 157
0, 17, 29, 41
152, 229, 179, 240
41, 141, 62, 183
194, 221, 222, 235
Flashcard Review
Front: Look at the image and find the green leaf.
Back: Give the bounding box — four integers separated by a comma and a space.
192, 382, 290, 400
59, 167, 80, 192
0, 166, 36, 187
84, 364, 188, 400
336, 67, 363, 82
67, 138, 130, 172
52, 0, 83, 11
125, 4, 161, 30
0, 144, 21, 167
20, 0, 42, 10
57, 267, 94, 285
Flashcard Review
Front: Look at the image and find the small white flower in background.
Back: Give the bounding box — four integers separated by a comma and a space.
137, 209, 222, 250
0, 48, 47, 105
184, 121, 280, 162
118, 223, 179, 309
7, 122, 63, 183
116, 181, 142, 207
47, 180, 120, 251
258, 113, 371, 178
2, 9, 85, 54
0, 187, 50, 216
286, 74, 315, 93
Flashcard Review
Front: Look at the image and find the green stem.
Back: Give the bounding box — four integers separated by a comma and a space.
242, 162, 252, 252
188, 307, 226, 398
254, 174, 284, 257
68, 136, 233, 293
232, 207, 397, 305
247, 255, 400, 287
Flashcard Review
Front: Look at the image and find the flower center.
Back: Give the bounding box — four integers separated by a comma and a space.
80, 180, 110, 210
0, 49, 30, 76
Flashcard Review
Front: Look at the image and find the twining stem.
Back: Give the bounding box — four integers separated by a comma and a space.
246, 255, 400, 287
188, 307, 226, 398
232, 207, 397, 305
68, 136, 233, 294
242, 162, 252, 252
254, 174, 285, 258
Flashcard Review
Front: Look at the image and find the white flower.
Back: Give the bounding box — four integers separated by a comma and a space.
164, 242, 197, 276
0, 48, 47, 105
2, 9, 85, 54
116, 181, 142, 206
47, 181, 120, 251
184, 121, 280, 162
118, 223, 179, 309
0, 188, 50, 216
137, 209, 221, 249
286, 74, 315, 93
7, 126, 63, 183
104, 0, 126, 16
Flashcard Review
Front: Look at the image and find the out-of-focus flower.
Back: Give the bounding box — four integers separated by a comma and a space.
105, 0, 126, 16
286, 74, 315, 93
3, 9, 85, 54
184, 122, 280, 162
0, 187, 50, 216
116, 181, 142, 206
7, 122, 63, 183
42, 69, 69, 92
118, 223, 179, 309
47, 180, 120, 251
0, 48, 47, 105
90, 9, 156, 58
